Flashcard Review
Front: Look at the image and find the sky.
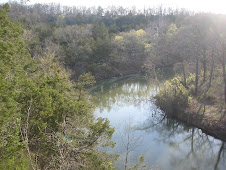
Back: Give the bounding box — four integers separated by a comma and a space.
1, 0, 226, 14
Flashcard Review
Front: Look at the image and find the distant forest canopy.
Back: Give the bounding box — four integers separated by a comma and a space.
6, 2, 226, 82
9, 2, 194, 26
3, 2, 188, 79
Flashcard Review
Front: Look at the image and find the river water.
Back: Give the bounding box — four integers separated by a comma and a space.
91, 74, 226, 170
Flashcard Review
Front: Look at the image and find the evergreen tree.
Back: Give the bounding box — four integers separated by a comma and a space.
0, 3, 31, 168
0, 4, 115, 169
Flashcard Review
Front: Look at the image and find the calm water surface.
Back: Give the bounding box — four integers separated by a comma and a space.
91, 74, 226, 170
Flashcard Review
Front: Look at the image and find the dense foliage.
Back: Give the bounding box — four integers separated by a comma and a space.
6, 2, 194, 80
154, 74, 195, 114
2, 0, 226, 168
6, 2, 226, 87
0, 4, 115, 169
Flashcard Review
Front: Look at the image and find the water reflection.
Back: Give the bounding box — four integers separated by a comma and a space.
91, 74, 226, 170
141, 113, 226, 170
91, 74, 159, 113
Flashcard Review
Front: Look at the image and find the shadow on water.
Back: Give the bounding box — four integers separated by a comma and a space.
91, 74, 226, 170
140, 112, 226, 170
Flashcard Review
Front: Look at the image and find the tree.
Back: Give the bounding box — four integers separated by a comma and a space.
0, 4, 116, 169
92, 23, 112, 63
119, 120, 145, 170
0, 3, 31, 168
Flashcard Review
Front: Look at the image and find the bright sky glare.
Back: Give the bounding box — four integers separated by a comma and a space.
1, 0, 226, 14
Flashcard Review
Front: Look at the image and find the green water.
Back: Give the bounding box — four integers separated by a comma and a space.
91, 74, 226, 170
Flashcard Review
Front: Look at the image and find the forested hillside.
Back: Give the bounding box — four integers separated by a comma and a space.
0, 4, 115, 169
1, 1, 226, 169
7, 2, 196, 80
9, 2, 226, 118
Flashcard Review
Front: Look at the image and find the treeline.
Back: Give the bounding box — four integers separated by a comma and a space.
8, 2, 226, 102
153, 13, 226, 104
152, 6, 226, 140
0, 4, 116, 169
9, 2, 191, 32
7, 2, 193, 81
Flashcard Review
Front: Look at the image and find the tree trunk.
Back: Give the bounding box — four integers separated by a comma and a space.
203, 47, 207, 82
181, 61, 186, 87
214, 142, 224, 170
125, 150, 128, 170
222, 46, 226, 104
191, 127, 194, 153
209, 48, 214, 87
124, 134, 130, 170
195, 57, 199, 96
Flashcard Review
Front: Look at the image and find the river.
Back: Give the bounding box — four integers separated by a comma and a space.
91, 74, 226, 170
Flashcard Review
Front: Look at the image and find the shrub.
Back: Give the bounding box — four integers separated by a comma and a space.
154, 74, 194, 115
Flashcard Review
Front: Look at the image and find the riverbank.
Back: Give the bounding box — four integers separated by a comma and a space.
154, 74, 226, 141
166, 99, 226, 141
93, 59, 143, 81
93, 74, 226, 169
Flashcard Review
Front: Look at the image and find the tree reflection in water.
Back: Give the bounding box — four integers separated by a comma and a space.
140, 111, 226, 170
92, 74, 226, 170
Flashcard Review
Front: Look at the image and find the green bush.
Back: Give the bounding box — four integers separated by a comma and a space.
154, 74, 194, 115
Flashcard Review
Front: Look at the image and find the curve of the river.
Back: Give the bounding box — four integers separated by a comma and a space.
91, 74, 226, 170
